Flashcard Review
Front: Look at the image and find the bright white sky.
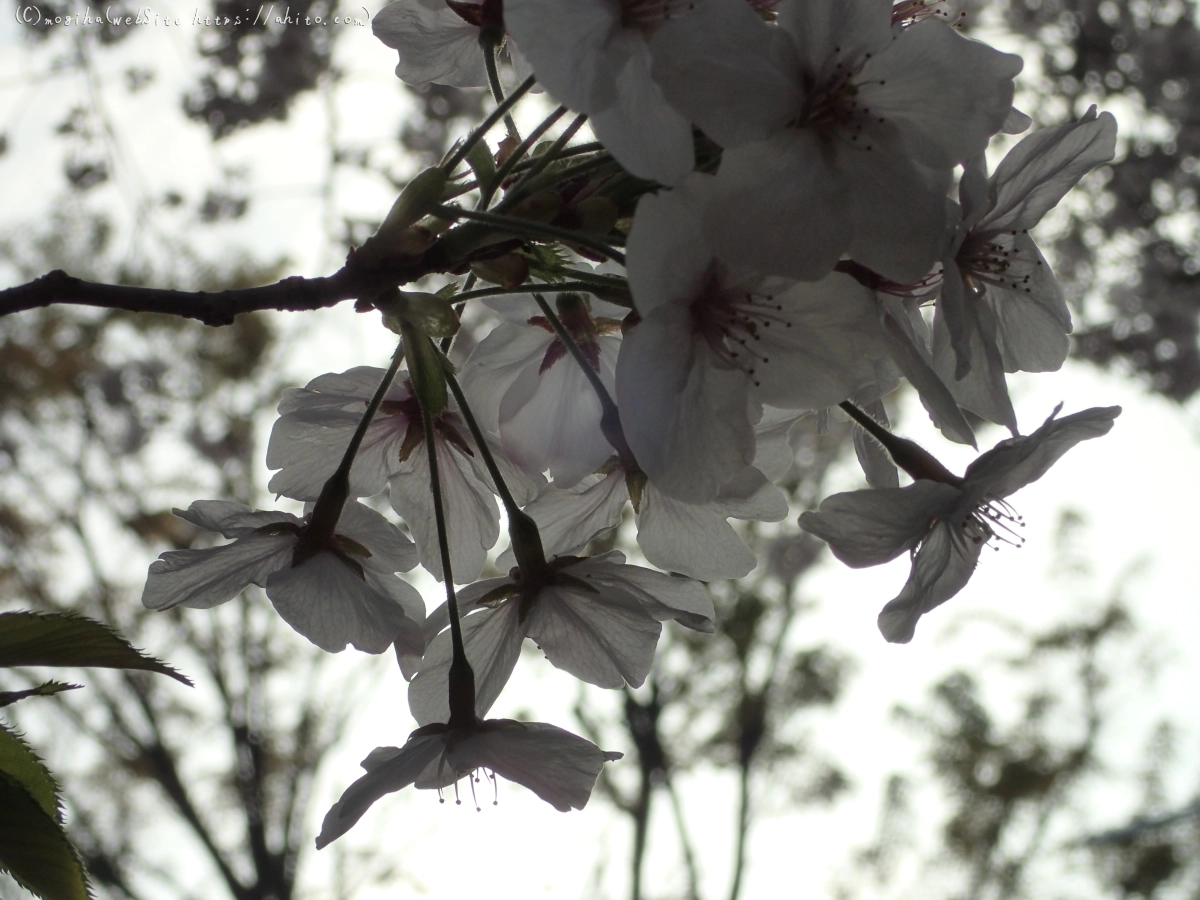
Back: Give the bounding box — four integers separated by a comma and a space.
1, 6, 1197, 900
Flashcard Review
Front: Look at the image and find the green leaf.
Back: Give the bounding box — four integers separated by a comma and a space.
0, 771, 91, 900
0, 612, 192, 686
0, 681, 82, 709
0, 724, 59, 820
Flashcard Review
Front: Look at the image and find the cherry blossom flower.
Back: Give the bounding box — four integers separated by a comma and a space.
503, 0, 696, 184
615, 174, 889, 502
316, 717, 622, 846
373, 0, 529, 88
505, 408, 798, 580
651, 0, 1022, 281
407, 551, 715, 725
460, 293, 622, 487
266, 368, 540, 584
142, 500, 426, 661
932, 108, 1118, 432
799, 404, 1120, 643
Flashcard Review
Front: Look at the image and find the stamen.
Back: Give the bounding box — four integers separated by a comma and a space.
620, 0, 695, 30
962, 499, 1026, 551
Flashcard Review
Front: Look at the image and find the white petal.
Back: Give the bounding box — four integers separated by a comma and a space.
174, 500, 299, 539
373, 0, 487, 87
751, 407, 804, 482
498, 340, 613, 487
315, 733, 446, 848
932, 291, 1019, 434
460, 323, 554, 435
651, 0, 800, 147
267, 409, 400, 501
389, 437, 499, 583
637, 484, 757, 580
962, 405, 1120, 499
265, 554, 421, 654
517, 471, 628, 561
616, 303, 756, 503
626, 176, 720, 317
712, 466, 789, 522
447, 720, 618, 811
877, 520, 983, 643
142, 535, 295, 610
338, 500, 420, 575
876, 293, 977, 447
980, 111, 1118, 233
857, 21, 1022, 168
526, 581, 661, 689
707, 131, 851, 280
851, 399, 900, 490
777, 0, 893, 74
503, 0, 621, 112
749, 273, 891, 410
407, 603, 525, 725
844, 151, 948, 284
571, 555, 716, 632
589, 33, 694, 185
798, 481, 960, 568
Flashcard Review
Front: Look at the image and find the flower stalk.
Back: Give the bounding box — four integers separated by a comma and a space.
294, 342, 407, 564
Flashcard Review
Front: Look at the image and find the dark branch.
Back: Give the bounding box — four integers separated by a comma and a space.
0, 267, 364, 326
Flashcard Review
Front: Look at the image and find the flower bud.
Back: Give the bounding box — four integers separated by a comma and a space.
376, 290, 461, 340
376, 167, 449, 247
470, 252, 530, 289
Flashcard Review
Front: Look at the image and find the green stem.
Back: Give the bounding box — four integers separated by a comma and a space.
432, 204, 626, 266
498, 113, 589, 207
531, 292, 638, 471
439, 357, 549, 575
438, 356, 521, 519
838, 400, 963, 486
418, 376, 474, 721
484, 44, 520, 142
478, 105, 568, 210
453, 280, 630, 305
444, 143, 608, 200
444, 74, 536, 173
296, 342, 405, 563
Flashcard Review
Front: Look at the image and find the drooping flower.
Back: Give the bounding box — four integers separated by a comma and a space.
316, 717, 622, 847
615, 174, 889, 502
932, 108, 1119, 432
650, 0, 1022, 281
460, 292, 622, 488
799, 405, 1120, 643
142, 500, 427, 662
503, 0, 696, 184
407, 551, 715, 725
266, 368, 541, 584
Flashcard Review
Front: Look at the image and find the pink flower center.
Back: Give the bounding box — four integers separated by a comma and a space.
958, 229, 1040, 296
961, 498, 1025, 550
690, 264, 793, 388
796, 50, 886, 150
620, 0, 696, 32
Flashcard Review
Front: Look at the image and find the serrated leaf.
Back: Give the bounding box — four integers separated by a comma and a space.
0, 681, 82, 709
0, 771, 91, 900
0, 724, 59, 820
0, 612, 192, 686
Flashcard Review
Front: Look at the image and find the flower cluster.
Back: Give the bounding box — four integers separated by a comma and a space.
140, 0, 1124, 845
